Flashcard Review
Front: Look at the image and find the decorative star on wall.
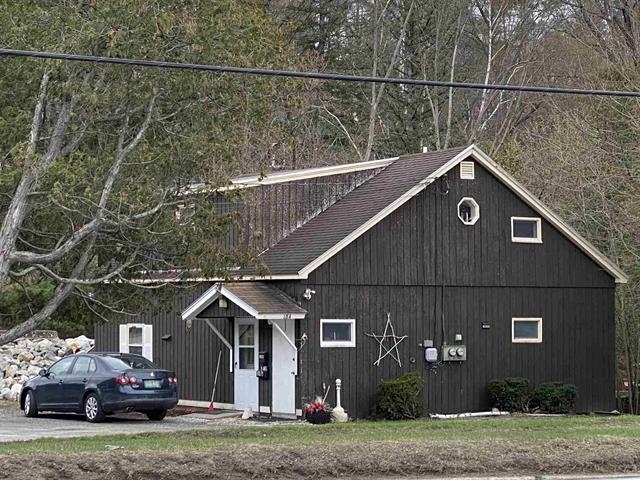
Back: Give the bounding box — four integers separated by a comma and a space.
366, 313, 407, 367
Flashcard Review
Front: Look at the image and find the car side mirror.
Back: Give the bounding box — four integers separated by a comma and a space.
38, 369, 48, 377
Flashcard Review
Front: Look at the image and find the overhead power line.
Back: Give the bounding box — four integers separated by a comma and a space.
1, 47, 640, 98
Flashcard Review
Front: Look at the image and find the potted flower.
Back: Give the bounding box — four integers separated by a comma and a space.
304, 397, 332, 424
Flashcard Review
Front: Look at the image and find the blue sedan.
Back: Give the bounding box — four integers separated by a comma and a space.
19, 353, 178, 422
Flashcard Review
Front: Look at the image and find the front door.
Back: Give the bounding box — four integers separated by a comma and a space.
271, 318, 296, 415
234, 318, 259, 411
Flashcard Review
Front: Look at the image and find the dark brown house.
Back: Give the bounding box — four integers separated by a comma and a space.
95, 145, 627, 418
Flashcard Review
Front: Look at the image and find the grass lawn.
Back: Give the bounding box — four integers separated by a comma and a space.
2, 414, 640, 454
3, 415, 640, 479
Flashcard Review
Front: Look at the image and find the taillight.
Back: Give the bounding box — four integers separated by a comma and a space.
168, 376, 177, 384
116, 375, 139, 388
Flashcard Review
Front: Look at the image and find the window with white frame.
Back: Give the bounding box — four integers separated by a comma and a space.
457, 197, 480, 225
511, 217, 542, 243
320, 319, 356, 347
119, 324, 153, 360
512, 317, 542, 343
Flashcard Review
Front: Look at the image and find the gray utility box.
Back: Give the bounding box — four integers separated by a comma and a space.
442, 344, 467, 362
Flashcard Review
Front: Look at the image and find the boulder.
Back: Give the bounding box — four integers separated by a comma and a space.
0, 332, 94, 401
35, 339, 54, 352
17, 351, 34, 363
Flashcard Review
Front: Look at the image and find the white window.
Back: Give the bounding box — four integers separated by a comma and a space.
511, 217, 542, 243
119, 323, 153, 360
460, 161, 475, 180
512, 318, 542, 343
457, 197, 480, 225
320, 319, 356, 347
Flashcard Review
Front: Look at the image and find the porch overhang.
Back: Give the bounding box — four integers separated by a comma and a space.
181, 282, 307, 322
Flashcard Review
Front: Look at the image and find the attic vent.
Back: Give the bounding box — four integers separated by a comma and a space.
460, 161, 475, 180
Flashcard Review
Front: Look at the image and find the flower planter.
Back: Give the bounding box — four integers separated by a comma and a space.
305, 410, 331, 424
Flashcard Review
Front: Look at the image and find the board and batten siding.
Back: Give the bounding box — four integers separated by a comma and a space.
213, 168, 384, 255
275, 284, 614, 418
94, 284, 236, 406
274, 160, 617, 417
307, 163, 613, 288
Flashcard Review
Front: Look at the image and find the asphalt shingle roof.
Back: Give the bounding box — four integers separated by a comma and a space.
224, 282, 306, 316
259, 146, 468, 275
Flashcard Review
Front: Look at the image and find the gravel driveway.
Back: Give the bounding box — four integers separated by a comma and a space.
0, 401, 240, 443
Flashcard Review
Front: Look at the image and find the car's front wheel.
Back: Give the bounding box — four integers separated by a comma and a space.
23, 390, 38, 418
84, 393, 105, 423
146, 409, 167, 421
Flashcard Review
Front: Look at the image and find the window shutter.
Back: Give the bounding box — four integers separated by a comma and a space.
119, 324, 129, 353
460, 161, 475, 180
142, 324, 153, 361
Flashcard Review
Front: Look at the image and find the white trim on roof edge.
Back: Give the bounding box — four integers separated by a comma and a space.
469, 146, 627, 283
181, 284, 221, 321
219, 156, 398, 191
297, 144, 627, 284
135, 274, 304, 285
181, 283, 307, 321
298, 145, 476, 277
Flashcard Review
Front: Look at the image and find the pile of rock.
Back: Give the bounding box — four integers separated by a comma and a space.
0, 333, 94, 401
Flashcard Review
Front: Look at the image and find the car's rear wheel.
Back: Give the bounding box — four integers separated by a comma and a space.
23, 390, 38, 417
84, 393, 105, 423
146, 409, 167, 421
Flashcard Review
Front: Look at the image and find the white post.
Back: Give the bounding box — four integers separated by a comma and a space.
331, 378, 348, 422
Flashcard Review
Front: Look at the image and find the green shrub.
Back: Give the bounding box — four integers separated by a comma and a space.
532, 382, 577, 414
375, 372, 424, 420
487, 377, 531, 412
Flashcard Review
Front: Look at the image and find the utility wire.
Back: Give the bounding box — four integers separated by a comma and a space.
1, 47, 640, 98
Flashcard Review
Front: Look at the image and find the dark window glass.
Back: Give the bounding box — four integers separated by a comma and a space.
49, 357, 75, 376
71, 356, 91, 374
322, 323, 352, 342
101, 356, 157, 371
513, 320, 540, 339
513, 219, 538, 238
459, 204, 472, 222
239, 347, 254, 369
129, 346, 143, 355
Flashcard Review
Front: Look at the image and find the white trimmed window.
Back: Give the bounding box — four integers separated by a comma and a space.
320, 319, 356, 347
119, 323, 153, 360
512, 318, 542, 343
457, 197, 480, 225
511, 217, 542, 243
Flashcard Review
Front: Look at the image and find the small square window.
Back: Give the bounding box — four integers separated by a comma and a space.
320, 319, 356, 347
512, 318, 542, 343
511, 217, 542, 243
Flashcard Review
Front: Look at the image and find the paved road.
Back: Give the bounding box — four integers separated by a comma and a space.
0, 403, 231, 443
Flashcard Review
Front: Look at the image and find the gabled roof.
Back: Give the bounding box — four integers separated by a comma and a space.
181, 282, 307, 321
256, 144, 627, 283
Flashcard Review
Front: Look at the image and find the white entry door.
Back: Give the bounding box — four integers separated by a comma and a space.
271, 318, 296, 415
234, 318, 258, 411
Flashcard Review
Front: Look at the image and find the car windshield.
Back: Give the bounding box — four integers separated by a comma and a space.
101, 356, 157, 370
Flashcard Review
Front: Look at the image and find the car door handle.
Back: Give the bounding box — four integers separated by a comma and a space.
58, 380, 63, 384
82, 378, 88, 383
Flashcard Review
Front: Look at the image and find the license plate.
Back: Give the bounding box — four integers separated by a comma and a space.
144, 379, 162, 389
